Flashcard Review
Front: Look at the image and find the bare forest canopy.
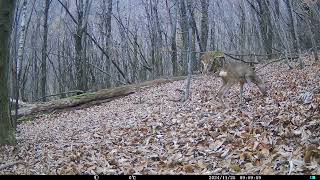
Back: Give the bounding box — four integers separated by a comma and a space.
9, 0, 320, 105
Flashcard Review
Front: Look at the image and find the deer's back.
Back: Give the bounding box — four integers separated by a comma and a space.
220, 63, 255, 83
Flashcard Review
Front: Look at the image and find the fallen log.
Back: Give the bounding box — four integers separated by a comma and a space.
16, 76, 187, 118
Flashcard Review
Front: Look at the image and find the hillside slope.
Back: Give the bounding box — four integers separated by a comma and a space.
0, 57, 319, 175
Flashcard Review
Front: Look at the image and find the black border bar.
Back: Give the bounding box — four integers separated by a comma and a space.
0, 175, 318, 180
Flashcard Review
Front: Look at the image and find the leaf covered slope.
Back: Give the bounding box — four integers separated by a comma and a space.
1, 57, 319, 175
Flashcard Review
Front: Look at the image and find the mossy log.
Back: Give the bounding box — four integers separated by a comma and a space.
17, 76, 187, 118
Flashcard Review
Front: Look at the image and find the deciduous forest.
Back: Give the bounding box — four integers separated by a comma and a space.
0, 0, 319, 175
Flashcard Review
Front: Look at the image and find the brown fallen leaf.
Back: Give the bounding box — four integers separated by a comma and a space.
183, 165, 193, 173
260, 148, 270, 158
304, 145, 320, 164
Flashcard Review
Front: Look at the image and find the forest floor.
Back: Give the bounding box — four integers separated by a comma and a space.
0, 55, 320, 175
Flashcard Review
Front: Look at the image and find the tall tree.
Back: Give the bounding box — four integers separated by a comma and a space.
13, 0, 28, 125
0, 0, 16, 145
186, 0, 202, 71
184, 0, 193, 102
153, 1, 164, 77
74, 0, 92, 91
256, 0, 273, 59
286, 0, 300, 56
179, 0, 188, 75
105, 0, 113, 87
239, 0, 246, 55
144, 0, 164, 78
166, 0, 178, 76
40, 0, 50, 101
200, 0, 209, 52
301, 2, 319, 62
287, 0, 303, 68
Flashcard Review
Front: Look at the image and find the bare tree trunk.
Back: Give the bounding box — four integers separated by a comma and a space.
179, 0, 188, 75
209, 1, 215, 51
200, 0, 209, 52
153, 1, 163, 77
184, 0, 193, 102
132, 29, 138, 83
272, 0, 293, 69
239, 0, 246, 55
57, 43, 66, 98
75, 0, 85, 91
256, 0, 273, 59
105, 0, 113, 87
41, 0, 50, 101
13, 0, 28, 126
287, 0, 303, 68
306, 18, 319, 62
166, 0, 178, 76
31, 14, 40, 101
144, 0, 164, 78
286, 0, 298, 52
0, 0, 16, 145
186, 0, 202, 71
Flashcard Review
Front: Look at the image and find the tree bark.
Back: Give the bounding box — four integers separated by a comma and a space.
286, 0, 299, 54
75, 0, 85, 91
31, 14, 41, 101
41, 0, 50, 101
306, 18, 319, 62
0, 0, 16, 145
200, 0, 209, 52
153, 1, 163, 77
288, 0, 303, 68
239, 0, 246, 55
256, 0, 273, 59
166, 0, 178, 76
184, 0, 193, 102
105, 0, 113, 87
179, 0, 188, 75
13, 0, 28, 126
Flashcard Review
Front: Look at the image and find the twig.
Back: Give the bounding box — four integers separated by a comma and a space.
256, 56, 299, 71
224, 53, 259, 64
226, 52, 283, 57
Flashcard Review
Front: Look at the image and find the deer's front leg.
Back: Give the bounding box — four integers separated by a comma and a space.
216, 78, 226, 99
218, 81, 233, 108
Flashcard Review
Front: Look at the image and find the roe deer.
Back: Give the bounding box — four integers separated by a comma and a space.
216, 63, 267, 107
200, 52, 225, 74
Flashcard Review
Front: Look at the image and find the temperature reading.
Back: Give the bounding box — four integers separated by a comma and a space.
94, 175, 99, 180
129, 175, 136, 180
